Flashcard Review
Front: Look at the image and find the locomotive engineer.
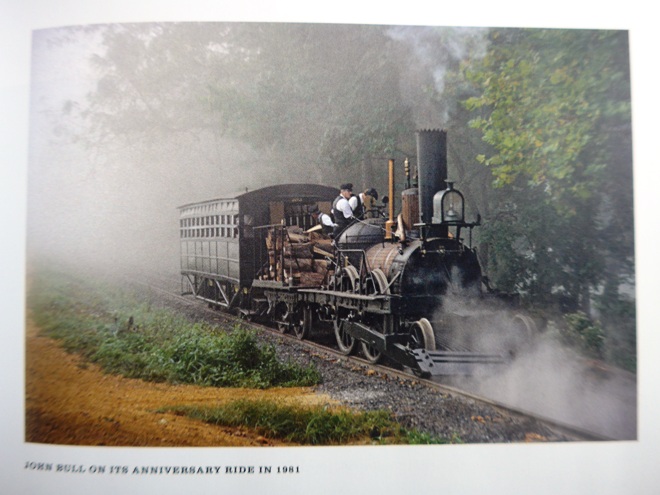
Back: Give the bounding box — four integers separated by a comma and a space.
310, 205, 336, 235
350, 187, 378, 219
332, 183, 355, 237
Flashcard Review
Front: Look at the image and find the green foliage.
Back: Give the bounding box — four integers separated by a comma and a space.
28, 270, 321, 389
161, 399, 452, 445
561, 312, 605, 359
595, 289, 637, 372
458, 28, 634, 316
464, 29, 630, 209
156, 327, 321, 388
404, 430, 455, 445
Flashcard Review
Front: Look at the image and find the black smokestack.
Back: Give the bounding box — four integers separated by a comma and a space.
416, 129, 447, 225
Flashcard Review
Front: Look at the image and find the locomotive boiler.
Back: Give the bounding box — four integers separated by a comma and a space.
179, 130, 534, 376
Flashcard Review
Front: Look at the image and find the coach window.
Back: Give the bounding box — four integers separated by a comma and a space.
243, 214, 254, 238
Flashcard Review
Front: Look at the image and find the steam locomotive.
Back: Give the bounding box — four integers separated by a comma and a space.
179, 130, 535, 376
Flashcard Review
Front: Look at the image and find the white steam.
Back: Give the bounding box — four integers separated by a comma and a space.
434, 294, 637, 440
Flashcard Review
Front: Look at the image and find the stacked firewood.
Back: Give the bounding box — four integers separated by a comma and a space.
263, 226, 334, 286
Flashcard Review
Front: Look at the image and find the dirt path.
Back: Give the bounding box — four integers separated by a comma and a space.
25, 320, 335, 447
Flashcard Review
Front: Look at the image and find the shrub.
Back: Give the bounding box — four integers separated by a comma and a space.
562, 312, 605, 359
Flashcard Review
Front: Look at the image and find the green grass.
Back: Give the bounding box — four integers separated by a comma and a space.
28, 270, 321, 388
161, 399, 454, 445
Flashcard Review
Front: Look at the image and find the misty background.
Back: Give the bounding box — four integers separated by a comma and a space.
29, 24, 491, 275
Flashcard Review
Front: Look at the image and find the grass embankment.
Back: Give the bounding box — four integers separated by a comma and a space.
29, 271, 319, 388
28, 270, 452, 445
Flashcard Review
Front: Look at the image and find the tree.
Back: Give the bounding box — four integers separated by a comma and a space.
206, 23, 417, 188
71, 23, 417, 192
459, 29, 633, 312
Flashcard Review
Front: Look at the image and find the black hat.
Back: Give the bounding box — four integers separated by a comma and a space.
366, 188, 378, 200
309, 204, 320, 214
340, 183, 353, 191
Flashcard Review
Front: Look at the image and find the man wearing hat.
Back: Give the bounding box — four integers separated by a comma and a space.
309, 204, 336, 236
331, 183, 355, 237
350, 187, 379, 219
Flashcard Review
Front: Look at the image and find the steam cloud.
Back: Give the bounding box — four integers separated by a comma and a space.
436, 294, 637, 440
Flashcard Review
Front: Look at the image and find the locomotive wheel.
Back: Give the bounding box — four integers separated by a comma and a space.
368, 268, 390, 295
235, 307, 251, 321
507, 313, 537, 356
274, 302, 289, 334
341, 265, 359, 293
360, 318, 384, 364
334, 317, 356, 355
360, 342, 382, 364
293, 304, 312, 340
409, 318, 436, 351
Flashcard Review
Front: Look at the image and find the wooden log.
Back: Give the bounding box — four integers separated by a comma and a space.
282, 257, 314, 271
267, 228, 286, 249
314, 260, 329, 274
284, 242, 313, 259
312, 245, 333, 259
314, 237, 333, 247
286, 232, 309, 244
297, 271, 326, 287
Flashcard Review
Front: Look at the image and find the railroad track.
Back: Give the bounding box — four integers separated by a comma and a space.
132, 276, 618, 442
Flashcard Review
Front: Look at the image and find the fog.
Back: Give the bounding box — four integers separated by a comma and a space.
29, 27, 270, 275
436, 294, 637, 440
28, 24, 483, 275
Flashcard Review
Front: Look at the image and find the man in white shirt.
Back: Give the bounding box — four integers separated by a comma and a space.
309, 205, 336, 235
349, 188, 378, 219
332, 183, 354, 237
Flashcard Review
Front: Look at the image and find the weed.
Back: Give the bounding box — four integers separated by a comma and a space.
27, 270, 321, 388
161, 399, 451, 445
562, 312, 605, 359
